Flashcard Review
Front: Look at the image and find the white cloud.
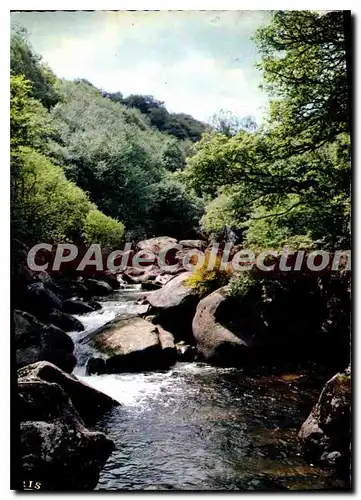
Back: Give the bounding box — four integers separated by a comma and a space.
12, 10, 270, 123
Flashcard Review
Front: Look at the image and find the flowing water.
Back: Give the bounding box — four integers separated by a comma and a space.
69, 282, 347, 491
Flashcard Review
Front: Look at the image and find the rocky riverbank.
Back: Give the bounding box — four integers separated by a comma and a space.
13, 235, 351, 490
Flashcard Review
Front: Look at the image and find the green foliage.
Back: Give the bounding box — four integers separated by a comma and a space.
254, 11, 349, 153
146, 179, 204, 240
10, 12, 351, 305
184, 131, 255, 197
48, 80, 204, 239
185, 254, 231, 298
210, 110, 257, 137
200, 185, 250, 236
12, 147, 92, 243
48, 80, 166, 229
10, 74, 53, 151
83, 209, 125, 250
10, 29, 208, 245
10, 73, 125, 250
165, 112, 209, 142
201, 192, 236, 234
11, 26, 59, 108
185, 11, 351, 251
228, 272, 260, 299
160, 138, 193, 172
104, 91, 209, 141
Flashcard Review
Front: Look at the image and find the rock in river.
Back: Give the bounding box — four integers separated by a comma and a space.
91, 317, 174, 373
47, 308, 84, 332
21, 282, 63, 317
179, 239, 206, 250
176, 341, 197, 362
298, 367, 351, 469
86, 356, 108, 376
136, 236, 178, 255
18, 372, 115, 490
147, 271, 199, 342
192, 287, 263, 366
62, 299, 95, 315
157, 325, 177, 366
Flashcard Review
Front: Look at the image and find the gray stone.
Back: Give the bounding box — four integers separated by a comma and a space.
92, 317, 170, 373
15, 310, 76, 373
48, 309, 84, 332
192, 287, 247, 366
18, 375, 115, 490
298, 370, 351, 466
18, 361, 119, 426
63, 299, 94, 315
86, 357, 108, 376
85, 279, 113, 296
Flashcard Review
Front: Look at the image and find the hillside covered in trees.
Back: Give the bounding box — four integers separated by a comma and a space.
11, 25, 210, 249
11, 10, 351, 258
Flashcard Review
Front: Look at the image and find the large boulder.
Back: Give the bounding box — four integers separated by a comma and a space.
173, 240, 206, 270
147, 272, 199, 342
147, 272, 194, 310
21, 282, 63, 317
14, 310, 76, 373
86, 357, 108, 376
47, 309, 84, 332
298, 368, 351, 469
179, 239, 206, 250
121, 266, 145, 283
157, 325, 177, 366
176, 341, 197, 362
62, 299, 95, 315
122, 266, 164, 285
18, 361, 119, 426
94, 270, 120, 290
192, 287, 248, 366
136, 236, 180, 268
174, 248, 200, 269
18, 375, 115, 490
136, 236, 178, 255
85, 279, 113, 296
192, 283, 334, 368
91, 317, 172, 373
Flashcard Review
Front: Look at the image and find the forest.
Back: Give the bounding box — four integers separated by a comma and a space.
11, 11, 351, 260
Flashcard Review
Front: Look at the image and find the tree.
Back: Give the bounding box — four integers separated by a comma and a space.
102, 91, 124, 104
167, 113, 209, 142
185, 10, 350, 249
146, 179, 204, 239
10, 74, 125, 249
160, 137, 193, 172
10, 74, 52, 152
254, 10, 349, 155
210, 110, 257, 137
83, 209, 125, 249
48, 80, 204, 238
122, 94, 164, 114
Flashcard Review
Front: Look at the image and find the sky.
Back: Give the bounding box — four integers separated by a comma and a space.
11, 10, 272, 124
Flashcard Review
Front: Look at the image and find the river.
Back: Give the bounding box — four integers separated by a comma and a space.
69, 283, 347, 491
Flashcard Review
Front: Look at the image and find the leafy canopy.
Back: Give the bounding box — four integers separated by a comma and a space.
185, 10, 351, 251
